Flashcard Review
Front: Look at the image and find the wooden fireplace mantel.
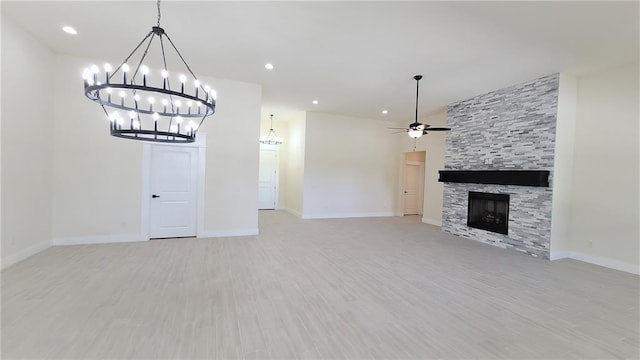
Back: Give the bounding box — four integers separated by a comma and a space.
438, 170, 550, 187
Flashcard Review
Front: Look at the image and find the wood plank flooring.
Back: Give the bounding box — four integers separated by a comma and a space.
2, 211, 639, 359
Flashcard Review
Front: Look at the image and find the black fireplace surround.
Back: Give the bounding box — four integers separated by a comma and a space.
467, 191, 510, 235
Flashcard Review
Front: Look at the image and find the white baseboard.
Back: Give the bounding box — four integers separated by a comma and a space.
279, 207, 303, 218
53, 234, 147, 246
198, 228, 259, 238
1, 240, 53, 270
302, 212, 396, 220
422, 218, 442, 227
555, 251, 639, 275
549, 251, 571, 261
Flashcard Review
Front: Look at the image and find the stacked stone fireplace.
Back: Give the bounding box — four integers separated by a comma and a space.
441, 74, 559, 259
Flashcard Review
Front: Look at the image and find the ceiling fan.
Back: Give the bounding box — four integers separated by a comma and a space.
389, 75, 451, 138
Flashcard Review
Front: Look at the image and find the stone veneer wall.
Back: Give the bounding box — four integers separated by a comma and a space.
442, 73, 559, 259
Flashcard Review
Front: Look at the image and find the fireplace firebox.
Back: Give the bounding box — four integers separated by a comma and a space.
467, 192, 510, 235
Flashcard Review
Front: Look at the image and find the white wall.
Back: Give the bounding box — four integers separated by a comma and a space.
1, 15, 55, 267
400, 108, 448, 226
200, 76, 261, 236
51, 54, 261, 243
568, 62, 639, 272
550, 73, 578, 259
282, 112, 306, 216
303, 112, 399, 218
52, 54, 144, 241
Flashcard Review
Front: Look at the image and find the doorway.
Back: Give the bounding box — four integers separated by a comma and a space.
258, 145, 279, 210
403, 151, 425, 215
148, 145, 198, 238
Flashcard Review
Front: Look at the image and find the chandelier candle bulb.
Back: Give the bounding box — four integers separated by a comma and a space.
121, 63, 130, 84
104, 63, 112, 82
179, 74, 186, 93
140, 65, 149, 86
161, 69, 168, 89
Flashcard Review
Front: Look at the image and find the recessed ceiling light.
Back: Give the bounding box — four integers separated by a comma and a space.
62, 26, 77, 35
264, 63, 274, 70
312, 100, 319, 105
382, 110, 388, 114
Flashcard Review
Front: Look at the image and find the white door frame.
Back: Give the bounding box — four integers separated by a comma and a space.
402, 160, 425, 216
259, 143, 280, 209
141, 133, 207, 240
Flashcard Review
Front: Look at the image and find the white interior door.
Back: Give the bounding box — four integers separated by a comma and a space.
258, 150, 278, 209
403, 163, 421, 215
149, 145, 197, 238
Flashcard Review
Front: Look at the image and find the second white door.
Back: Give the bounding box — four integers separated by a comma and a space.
403, 163, 423, 215
149, 145, 198, 238
258, 150, 278, 209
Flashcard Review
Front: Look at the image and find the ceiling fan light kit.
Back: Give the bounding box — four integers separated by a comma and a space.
82, 0, 215, 143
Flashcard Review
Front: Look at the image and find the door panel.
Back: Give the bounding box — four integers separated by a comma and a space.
404, 164, 420, 215
258, 150, 278, 209
150, 146, 197, 238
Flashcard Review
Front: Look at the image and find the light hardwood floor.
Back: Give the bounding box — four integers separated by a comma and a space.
2, 211, 639, 359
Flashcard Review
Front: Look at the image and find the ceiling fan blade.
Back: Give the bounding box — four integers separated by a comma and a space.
387, 127, 408, 130
390, 130, 408, 134
424, 127, 451, 131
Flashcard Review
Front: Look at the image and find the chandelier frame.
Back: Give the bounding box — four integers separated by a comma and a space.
83, 2, 215, 143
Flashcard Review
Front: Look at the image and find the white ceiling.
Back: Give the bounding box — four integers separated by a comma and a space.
2, 1, 638, 123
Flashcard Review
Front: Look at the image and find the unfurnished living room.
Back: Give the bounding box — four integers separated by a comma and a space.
1, 1, 639, 359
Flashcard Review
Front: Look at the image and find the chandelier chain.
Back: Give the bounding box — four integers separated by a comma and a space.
157, 0, 161, 27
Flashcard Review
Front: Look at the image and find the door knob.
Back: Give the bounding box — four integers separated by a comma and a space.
152, 194, 160, 198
